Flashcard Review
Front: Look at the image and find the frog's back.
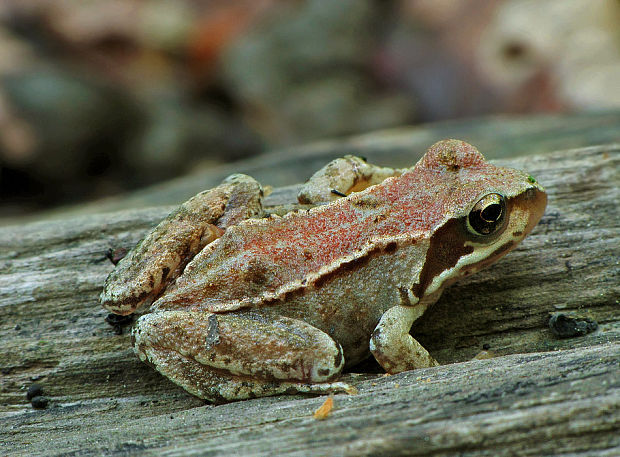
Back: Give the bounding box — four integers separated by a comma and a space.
151, 140, 543, 314
151, 176, 430, 313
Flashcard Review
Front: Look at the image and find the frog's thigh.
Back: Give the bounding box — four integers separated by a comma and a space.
133, 311, 351, 401
370, 304, 439, 374
298, 155, 403, 204
101, 174, 262, 314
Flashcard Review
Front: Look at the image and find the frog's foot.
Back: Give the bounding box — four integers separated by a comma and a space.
298, 155, 403, 204
100, 174, 262, 315
132, 311, 350, 402
136, 349, 354, 401
370, 304, 439, 373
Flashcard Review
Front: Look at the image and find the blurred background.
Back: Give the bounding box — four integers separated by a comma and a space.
1, 0, 619, 216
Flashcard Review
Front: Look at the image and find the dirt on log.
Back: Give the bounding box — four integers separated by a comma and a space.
0, 119, 618, 456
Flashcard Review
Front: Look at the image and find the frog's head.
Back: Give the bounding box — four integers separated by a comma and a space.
409, 139, 547, 303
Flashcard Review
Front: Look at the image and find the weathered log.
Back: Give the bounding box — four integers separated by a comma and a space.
0, 131, 618, 455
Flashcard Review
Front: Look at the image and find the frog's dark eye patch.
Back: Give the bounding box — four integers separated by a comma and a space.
467, 193, 506, 236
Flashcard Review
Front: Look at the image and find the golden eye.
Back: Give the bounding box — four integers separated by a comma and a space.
467, 193, 506, 236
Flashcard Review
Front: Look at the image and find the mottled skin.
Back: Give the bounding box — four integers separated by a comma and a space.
100, 140, 547, 401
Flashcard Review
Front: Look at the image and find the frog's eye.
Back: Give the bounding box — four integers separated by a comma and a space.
467, 193, 506, 236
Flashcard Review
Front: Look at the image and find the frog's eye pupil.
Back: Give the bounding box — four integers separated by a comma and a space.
467, 193, 506, 236
481, 203, 502, 222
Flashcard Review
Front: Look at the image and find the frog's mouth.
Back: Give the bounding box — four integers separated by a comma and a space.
412, 186, 547, 302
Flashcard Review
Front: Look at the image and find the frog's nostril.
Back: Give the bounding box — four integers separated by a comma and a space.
524, 188, 538, 200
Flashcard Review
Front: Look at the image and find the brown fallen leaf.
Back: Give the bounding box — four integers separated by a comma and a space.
313, 396, 334, 420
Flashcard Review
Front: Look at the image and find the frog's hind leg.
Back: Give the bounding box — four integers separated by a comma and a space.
139, 348, 353, 402
298, 155, 404, 204
132, 311, 355, 401
100, 174, 263, 315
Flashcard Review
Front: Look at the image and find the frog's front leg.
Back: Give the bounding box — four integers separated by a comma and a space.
298, 155, 403, 204
132, 311, 354, 402
370, 304, 439, 373
101, 174, 262, 315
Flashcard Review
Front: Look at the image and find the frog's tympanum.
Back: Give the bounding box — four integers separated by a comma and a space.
100, 140, 547, 401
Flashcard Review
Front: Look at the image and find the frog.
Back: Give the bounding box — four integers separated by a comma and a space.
100, 139, 547, 402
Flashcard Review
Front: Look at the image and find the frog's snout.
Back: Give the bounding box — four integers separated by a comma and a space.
522, 185, 547, 237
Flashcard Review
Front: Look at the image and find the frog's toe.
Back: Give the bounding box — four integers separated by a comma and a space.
284, 381, 358, 397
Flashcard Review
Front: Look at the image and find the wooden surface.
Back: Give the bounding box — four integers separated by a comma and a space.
0, 131, 618, 455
